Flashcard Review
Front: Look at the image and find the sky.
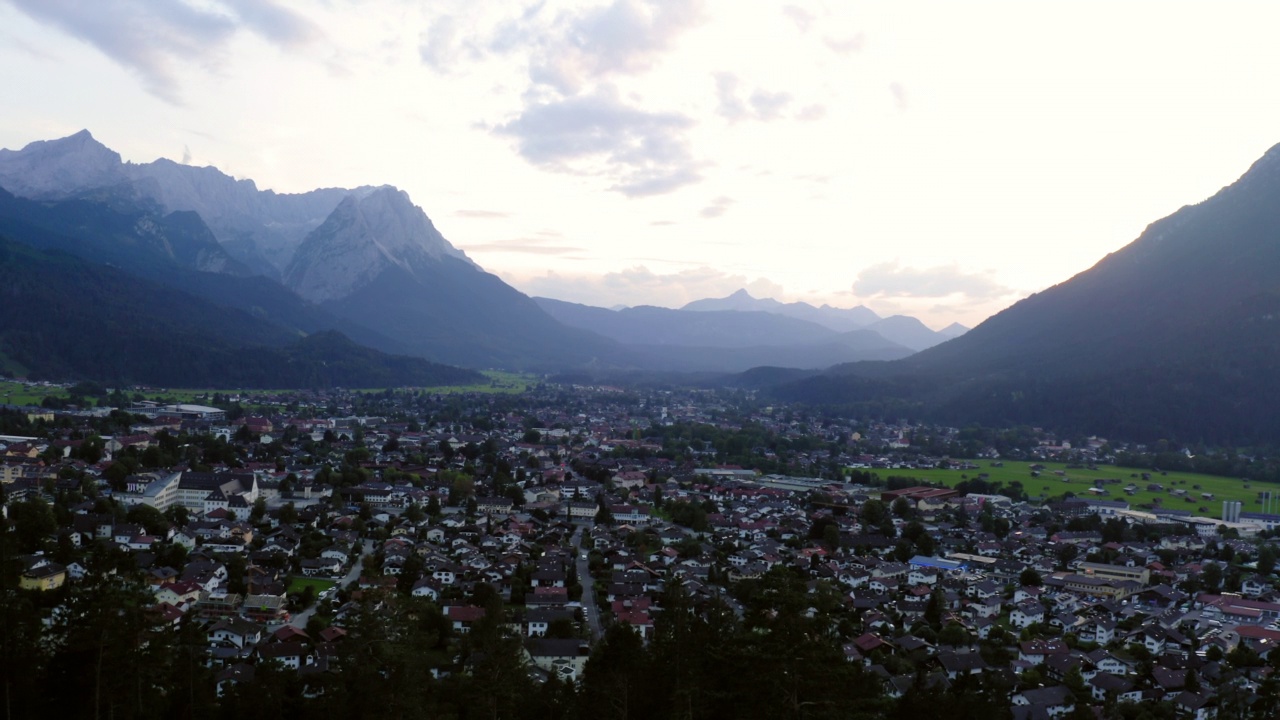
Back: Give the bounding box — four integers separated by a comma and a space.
4, 1, 1280, 329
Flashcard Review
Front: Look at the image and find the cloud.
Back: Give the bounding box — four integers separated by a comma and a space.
7, 0, 317, 104
459, 237, 585, 256
797, 104, 827, 121
713, 72, 748, 120
852, 262, 1013, 300
418, 15, 462, 71
713, 72, 795, 122
823, 34, 865, 55
181, 145, 192, 165
525, 0, 708, 94
890, 81, 908, 111
749, 89, 792, 120
782, 5, 815, 33
699, 195, 734, 218
514, 265, 784, 308
495, 85, 700, 197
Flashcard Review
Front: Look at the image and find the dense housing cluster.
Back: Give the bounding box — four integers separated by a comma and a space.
1, 382, 1279, 718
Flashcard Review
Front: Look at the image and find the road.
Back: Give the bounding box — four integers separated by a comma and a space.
573, 526, 603, 641
289, 538, 373, 629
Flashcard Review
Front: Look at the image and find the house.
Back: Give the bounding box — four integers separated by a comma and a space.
476, 496, 514, 515
1009, 600, 1046, 629
154, 581, 203, 608
444, 605, 486, 634
208, 618, 264, 649
1173, 690, 1216, 720
936, 651, 987, 679
1241, 574, 1271, 598
1078, 618, 1117, 645
1011, 685, 1075, 717
1089, 672, 1141, 703
256, 642, 314, 671
526, 607, 577, 637
18, 557, 66, 592
525, 638, 590, 680
411, 577, 442, 601
1019, 639, 1069, 665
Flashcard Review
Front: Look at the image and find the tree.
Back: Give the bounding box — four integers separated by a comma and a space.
249, 496, 267, 523
924, 587, 946, 628
1258, 544, 1277, 575
125, 503, 170, 536
891, 497, 913, 518
1057, 543, 1079, 568
8, 497, 57, 552
861, 499, 887, 526
1020, 567, 1044, 587
163, 504, 189, 527
1202, 561, 1223, 592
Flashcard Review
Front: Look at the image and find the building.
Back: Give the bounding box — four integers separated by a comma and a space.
177, 472, 260, 514
881, 486, 960, 505
19, 557, 66, 591
115, 471, 183, 511
130, 403, 226, 422
1078, 562, 1149, 586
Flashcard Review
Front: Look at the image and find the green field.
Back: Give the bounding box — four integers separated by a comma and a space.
885, 460, 1270, 520
2, 369, 534, 409
0, 380, 69, 406
287, 577, 337, 595
142, 371, 536, 405
419, 370, 537, 395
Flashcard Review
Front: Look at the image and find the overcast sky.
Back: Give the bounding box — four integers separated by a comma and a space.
4, 1, 1280, 328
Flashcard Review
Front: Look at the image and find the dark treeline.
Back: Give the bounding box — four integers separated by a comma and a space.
1114, 450, 1280, 487
0, 557, 1017, 720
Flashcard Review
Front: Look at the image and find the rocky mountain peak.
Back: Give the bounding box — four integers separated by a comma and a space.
283, 186, 474, 303
0, 129, 125, 198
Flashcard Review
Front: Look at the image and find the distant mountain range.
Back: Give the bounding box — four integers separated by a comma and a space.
535, 291, 965, 365
681, 289, 881, 332
0, 234, 480, 388
753, 142, 1280, 444
0, 131, 977, 380
0, 131, 614, 371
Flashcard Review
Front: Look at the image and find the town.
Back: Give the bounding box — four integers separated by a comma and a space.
2, 381, 1279, 719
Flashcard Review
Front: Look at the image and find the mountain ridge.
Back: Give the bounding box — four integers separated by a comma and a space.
763, 141, 1280, 444
0, 131, 620, 371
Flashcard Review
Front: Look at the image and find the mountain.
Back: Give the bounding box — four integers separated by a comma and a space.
0, 186, 413, 355
0, 235, 480, 387
938, 322, 970, 340
533, 297, 915, 371
0, 130, 370, 279
0, 185, 249, 276
863, 315, 954, 352
681, 289, 881, 332
0, 131, 617, 371
768, 142, 1280, 444
284, 187, 474, 302
535, 297, 843, 347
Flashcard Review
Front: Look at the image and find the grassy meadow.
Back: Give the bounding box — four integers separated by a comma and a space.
287, 577, 337, 595
889, 460, 1271, 519
419, 370, 536, 395
0, 380, 70, 406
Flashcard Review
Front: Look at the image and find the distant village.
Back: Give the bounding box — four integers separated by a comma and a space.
3, 382, 1280, 719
